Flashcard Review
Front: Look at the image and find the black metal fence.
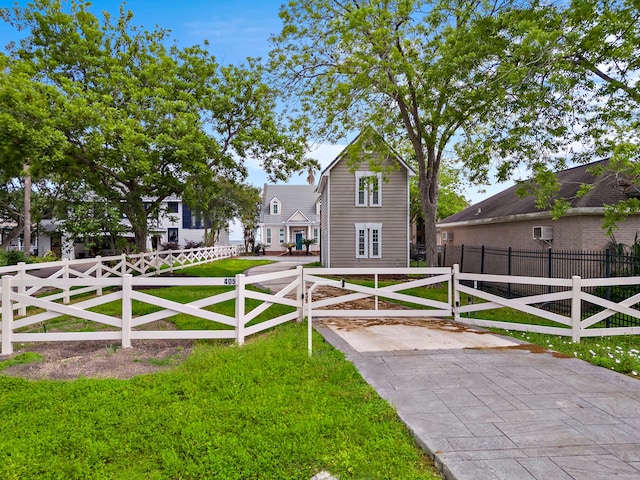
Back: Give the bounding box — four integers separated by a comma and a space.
433, 244, 640, 328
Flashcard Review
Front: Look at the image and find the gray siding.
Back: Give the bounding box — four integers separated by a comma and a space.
326, 156, 409, 267
320, 187, 330, 266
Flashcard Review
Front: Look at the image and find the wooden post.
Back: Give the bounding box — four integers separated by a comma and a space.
121, 253, 127, 277
96, 256, 103, 296
17, 262, 26, 316
296, 265, 304, 322
121, 274, 132, 348
2, 275, 14, 355
453, 264, 461, 322
571, 275, 581, 343
63, 258, 70, 304
235, 273, 245, 345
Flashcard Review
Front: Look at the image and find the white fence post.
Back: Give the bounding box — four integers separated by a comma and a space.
297, 265, 304, 322
374, 273, 379, 310
121, 253, 127, 277
2, 275, 14, 355
121, 274, 132, 348
96, 256, 103, 296
63, 258, 70, 304
452, 264, 461, 322
154, 250, 160, 276
235, 273, 245, 345
571, 275, 582, 344
17, 262, 27, 316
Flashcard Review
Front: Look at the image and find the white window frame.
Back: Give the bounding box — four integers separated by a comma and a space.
279, 228, 285, 244
355, 171, 382, 207
270, 197, 281, 215
266, 228, 272, 245
313, 227, 319, 243
354, 223, 382, 259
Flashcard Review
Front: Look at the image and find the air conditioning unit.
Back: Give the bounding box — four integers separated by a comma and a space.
442, 231, 452, 241
532, 226, 553, 241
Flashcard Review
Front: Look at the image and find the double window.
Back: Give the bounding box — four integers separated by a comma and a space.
355, 172, 382, 207
355, 223, 382, 259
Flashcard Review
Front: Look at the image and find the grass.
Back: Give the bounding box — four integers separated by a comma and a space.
0, 326, 440, 480
0, 258, 442, 480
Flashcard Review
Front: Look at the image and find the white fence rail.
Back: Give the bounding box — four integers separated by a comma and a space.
0, 246, 238, 315
304, 267, 452, 319
2, 261, 640, 356
1, 266, 301, 355
452, 265, 640, 342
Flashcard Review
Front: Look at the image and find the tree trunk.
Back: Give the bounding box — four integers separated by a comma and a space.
133, 224, 148, 253
1, 223, 24, 251
23, 164, 32, 257
416, 146, 440, 267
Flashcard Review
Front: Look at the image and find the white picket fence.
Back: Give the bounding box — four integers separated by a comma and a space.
2, 261, 640, 356
0, 245, 238, 316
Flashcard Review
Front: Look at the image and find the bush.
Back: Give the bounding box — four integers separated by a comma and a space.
161, 242, 180, 251
184, 240, 203, 249
0, 250, 30, 266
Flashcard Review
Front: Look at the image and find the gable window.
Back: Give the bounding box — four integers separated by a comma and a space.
270, 197, 281, 215
167, 202, 179, 214
355, 223, 382, 259
355, 172, 382, 207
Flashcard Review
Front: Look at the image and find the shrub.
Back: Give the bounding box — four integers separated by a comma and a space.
161, 242, 180, 251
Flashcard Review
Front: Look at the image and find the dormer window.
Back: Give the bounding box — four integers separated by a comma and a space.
270, 197, 281, 215
355, 171, 382, 207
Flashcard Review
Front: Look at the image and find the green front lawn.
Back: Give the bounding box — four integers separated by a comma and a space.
0, 259, 442, 480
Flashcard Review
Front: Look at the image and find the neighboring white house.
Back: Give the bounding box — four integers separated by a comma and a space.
4, 195, 230, 260
258, 184, 320, 255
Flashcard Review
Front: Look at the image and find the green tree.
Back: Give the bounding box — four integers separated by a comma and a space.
2, 0, 307, 252
559, 0, 640, 232
0, 55, 66, 254
270, 0, 560, 265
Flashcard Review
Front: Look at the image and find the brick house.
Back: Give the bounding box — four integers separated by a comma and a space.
436, 159, 640, 251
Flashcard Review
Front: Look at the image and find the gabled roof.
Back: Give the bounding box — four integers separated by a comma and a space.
260, 184, 320, 224
286, 209, 311, 223
439, 159, 628, 226
316, 128, 415, 193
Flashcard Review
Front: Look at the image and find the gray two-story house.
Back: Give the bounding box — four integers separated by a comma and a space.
316, 129, 415, 267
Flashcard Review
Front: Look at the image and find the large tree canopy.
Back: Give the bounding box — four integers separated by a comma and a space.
270, 0, 562, 265
1, 0, 308, 252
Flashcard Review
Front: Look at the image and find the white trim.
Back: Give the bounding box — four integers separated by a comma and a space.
270, 197, 281, 216
437, 207, 608, 229
355, 171, 382, 207
355, 223, 382, 259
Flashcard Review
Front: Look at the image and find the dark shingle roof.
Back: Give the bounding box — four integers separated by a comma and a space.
440, 159, 627, 224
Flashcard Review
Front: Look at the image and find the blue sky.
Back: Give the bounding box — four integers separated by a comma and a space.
0, 0, 513, 238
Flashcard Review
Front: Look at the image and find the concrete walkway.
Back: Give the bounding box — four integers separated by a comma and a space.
245, 258, 640, 480
317, 324, 640, 480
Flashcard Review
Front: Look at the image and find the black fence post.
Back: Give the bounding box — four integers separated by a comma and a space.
480, 245, 485, 290
460, 244, 465, 272
507, 246, 512, 298
547, 247, 553, 294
